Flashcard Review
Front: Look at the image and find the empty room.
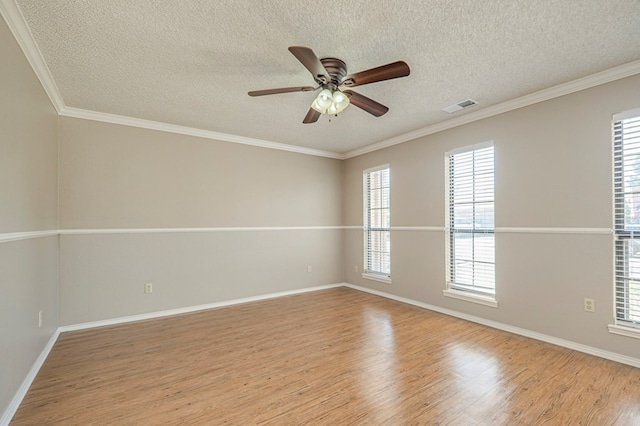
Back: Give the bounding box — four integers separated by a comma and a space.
2, 1, 640, 424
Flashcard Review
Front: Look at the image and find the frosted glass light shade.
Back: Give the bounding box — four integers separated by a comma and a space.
332, 91, 350, 113
310, 89, 351, 115
311, 98, 324, 113
316, 89, 333, 109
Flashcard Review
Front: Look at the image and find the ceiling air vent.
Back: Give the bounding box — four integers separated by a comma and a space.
442, 99, 478, 114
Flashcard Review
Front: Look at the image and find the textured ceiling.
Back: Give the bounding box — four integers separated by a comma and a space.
13, 0, 640, 154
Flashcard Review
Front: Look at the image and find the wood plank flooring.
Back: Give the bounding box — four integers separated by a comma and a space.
11, 287, 640, 425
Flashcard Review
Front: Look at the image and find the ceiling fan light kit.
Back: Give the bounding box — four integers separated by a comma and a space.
249, 46, 410, 124
311, 89, 350, 115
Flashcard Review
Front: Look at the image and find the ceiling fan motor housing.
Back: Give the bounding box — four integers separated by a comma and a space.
319, 58, 348, 89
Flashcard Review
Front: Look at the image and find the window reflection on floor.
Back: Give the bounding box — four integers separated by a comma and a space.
357, 307, 400, 420
447, 342, 508, 410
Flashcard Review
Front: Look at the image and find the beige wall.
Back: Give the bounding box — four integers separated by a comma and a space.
59, 117, 342, 229
342, 74, 640, 359
59, 230, 342, 324
58, 117, 344, 325
0, 17, 59, 420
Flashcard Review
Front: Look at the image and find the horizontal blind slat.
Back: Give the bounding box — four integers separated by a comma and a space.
613, 114, 640, 328
447, 145, 495, 296
364, 167, 391, 277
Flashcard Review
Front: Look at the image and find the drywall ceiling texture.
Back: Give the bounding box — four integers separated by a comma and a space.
15, 0, 640, 154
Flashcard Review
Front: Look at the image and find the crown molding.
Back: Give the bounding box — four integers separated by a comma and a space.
60, 60, 640, 161
343, 59, 640, 159
0, 0, 65, 112
59, 107, 344, 160
1, 0, 342, 160
4, 0, 640, 161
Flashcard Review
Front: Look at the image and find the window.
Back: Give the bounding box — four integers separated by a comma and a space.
613, 108, 640, 331
363, 165, 391, 282
445, 143, 495, 303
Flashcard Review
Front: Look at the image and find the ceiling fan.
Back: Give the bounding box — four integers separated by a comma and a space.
248, 46, 410, 124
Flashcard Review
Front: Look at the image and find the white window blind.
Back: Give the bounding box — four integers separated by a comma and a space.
446, 145, 495, 296
364, 166, 390, 278
613, 111, 640, 329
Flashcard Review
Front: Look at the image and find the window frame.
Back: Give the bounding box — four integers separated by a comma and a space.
363, 165, 391, 284
444, 142, 497, 307
611, 107, 640, 338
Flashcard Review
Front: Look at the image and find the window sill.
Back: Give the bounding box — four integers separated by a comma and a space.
362, 273, 392, 284
443, 289, 498, 308
608, 324, 640, 340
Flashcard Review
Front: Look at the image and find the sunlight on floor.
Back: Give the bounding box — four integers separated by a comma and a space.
357, 307, 401, 421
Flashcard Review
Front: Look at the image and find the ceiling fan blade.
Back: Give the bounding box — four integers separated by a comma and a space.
303, 108, 321, 124
288, 46, 329, 84
248, 86, 316, 97
342, 61, 410, 87
343, 90, 389, 117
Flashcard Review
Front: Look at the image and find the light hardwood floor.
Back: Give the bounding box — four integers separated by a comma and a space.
11, 287, 640, 425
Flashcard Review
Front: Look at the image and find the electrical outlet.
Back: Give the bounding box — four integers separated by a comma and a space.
354, 265, 359, 273
145, 283, 153, 294
38, 310, 43, 328
584, 298, 595, 312
307, 265, 312, 273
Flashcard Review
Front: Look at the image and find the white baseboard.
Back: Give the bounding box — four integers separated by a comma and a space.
6, 282, 637, 426
344, 283, 640, 369
1, 329, 60, 426
2, 284, 343, 425
59, 283, 344, 332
